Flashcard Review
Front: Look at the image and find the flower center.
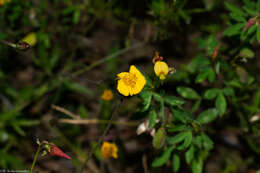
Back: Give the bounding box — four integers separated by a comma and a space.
122, 73, 137, 88
104, 146, 113, 156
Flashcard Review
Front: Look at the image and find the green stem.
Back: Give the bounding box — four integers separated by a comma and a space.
30, 144, 41, 173
78, 99, 122, 173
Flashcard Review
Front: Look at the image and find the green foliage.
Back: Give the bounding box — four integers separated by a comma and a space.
0, 0, 259, 172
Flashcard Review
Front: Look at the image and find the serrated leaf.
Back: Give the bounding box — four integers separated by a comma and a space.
173, 154, 180, 172
215, 93, 227, 116
152, 146, 174, 167
185, 146, 194, 164
224, 2, 245, 16
204, 88, 220, 100
149, 110, 157, 128
164, 96, 185, 107
196, 108, 218, 124
153, 127, 166, 149
257, 26, 260, 44
223, 23, 244, 36
177, 87, 200, 100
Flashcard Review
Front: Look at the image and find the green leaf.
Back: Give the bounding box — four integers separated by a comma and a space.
64, 80, 92, 96
153, 128, 166, 149
17, 120, 40, 126
195, 70, 208, 83
247, 24, 257, 35
149, 110, 157, 128
152, 146, 174, 167
201, 133, 214, 150
192, 159, 203, 173
196, 108, 218, 124
173, 154, 180, 172
224, 2, 245, 16
185, 146, 195, 164
215, 61, 220, 74
215, 93, 227, 116
171, 108, 192, 124
140, 90, 152, 112
168, 131, 190, 145
167, 125, 191, 132
196, 67, 215, 83
223, 23, 244, 36
243, 6, 257, 16
257, 26, 260, 44
177, 87, 201, 100
12, 123, 26, 136
195, 136, 203, 148
223, 87, 235, 96
203, 88, 220, 100
164, 96, 185, 107
183, 131, 193, 148
191, 99, 201, 112
257, 0, 260, 11
239, 48, 255, 59
230, 13, 246, 22
207, 68, 215, 83
187, 56, 210, 73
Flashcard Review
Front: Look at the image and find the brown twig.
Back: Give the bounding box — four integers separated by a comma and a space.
51, 104, 80, 119
59, 118, 139, 126
142, 154, 149, 173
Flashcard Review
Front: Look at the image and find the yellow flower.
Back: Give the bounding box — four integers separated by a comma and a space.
117, 65, 146, 96
22, 32, 37, 47
101, 142, 118, 159
101, 89, 114, 101
154, 61, 169, 80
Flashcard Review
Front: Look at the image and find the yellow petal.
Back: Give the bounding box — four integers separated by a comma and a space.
154, 61, 169, 79
117, 79, 130, 96
117, 72, 129, 79
22, 32, 37, 46
130, 65, 146, 94
112, 152, 118, 159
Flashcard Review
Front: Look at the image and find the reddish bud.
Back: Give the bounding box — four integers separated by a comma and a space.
152, 51, 164, 63
244, 18, 256, 31
49, 144, 71, 160
211, 44, 221, 60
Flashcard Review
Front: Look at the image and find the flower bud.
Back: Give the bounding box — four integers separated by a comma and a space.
154, 61, 169, 80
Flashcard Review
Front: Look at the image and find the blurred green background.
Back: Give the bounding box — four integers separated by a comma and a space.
0, 0, 260, 172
